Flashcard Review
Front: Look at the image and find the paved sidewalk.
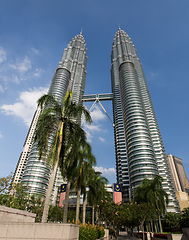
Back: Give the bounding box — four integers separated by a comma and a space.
109, 232, 139, 240
110, 237, 139, 240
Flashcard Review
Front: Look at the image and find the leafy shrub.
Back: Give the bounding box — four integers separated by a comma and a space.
79, 223, 105, 240
180, 207, 189, 228
162, 212, 180, 229
154, 233, 167, 239
97, 226, 105, 238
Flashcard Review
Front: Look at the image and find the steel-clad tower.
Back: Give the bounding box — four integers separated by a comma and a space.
13, 33, 87, 201
111, 28, 179, 211
13, 29, 179, 212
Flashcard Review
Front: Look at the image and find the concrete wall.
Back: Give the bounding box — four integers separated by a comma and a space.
0, 222, 79, 240
0, 206, 36, 223
176, 191, 189, 211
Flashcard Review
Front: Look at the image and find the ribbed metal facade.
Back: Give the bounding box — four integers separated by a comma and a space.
14, 33, 87, 201
111, 29, 179, 211
21, 68, 70, 196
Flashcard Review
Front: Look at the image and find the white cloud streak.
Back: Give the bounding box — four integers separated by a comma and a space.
0, 131, 3, 138
31, 48, 39, 55
91, 105, 106, 122
0, 47, 7, 63
1, 87, 48, 126
99, 137, 105, 142
93, 166, 115, 176
0, 85, 4, 93
9, 56, 32, 73
83, 105, 108, 143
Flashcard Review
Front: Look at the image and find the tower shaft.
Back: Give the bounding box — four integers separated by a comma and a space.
111, 29, 179, 211
14, 33, 87, 202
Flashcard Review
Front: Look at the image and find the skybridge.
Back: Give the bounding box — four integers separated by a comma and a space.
82, 93, 114, 126
82, 93, 113, 102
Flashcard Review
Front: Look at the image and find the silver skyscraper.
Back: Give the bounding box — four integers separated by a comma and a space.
13, 33, 87, 201
111, 29, 179, 211
13, 29, 179, 212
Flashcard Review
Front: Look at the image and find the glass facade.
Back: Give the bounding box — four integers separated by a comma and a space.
13, 29, 179, 212
13, 33, 87, 202
111, 29, 179, 211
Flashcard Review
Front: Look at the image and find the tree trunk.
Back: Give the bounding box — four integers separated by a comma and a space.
142, 224, 145, 240
154, 220, 157, 233
158, 214, 163, 233
63, 180, 71, 223
82, 189, 86, 223
151, 221, 154, 233
96, 210, 99, 224
75, 179, 81, 223
41, 134, 63, 223
92, 204, 95, 225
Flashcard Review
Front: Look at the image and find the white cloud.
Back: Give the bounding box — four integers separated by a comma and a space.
1, 87, 48, 126
12, 75, 20, 84
0, 47, 7, 63
83, 105, 108, 143
148, 71, 160, 81
93, 166, 116, 178
91, 106, 106, 122
0, 76, 9, 82
33, 68, 43, 77
31, 48, 39, 55
99, 137, 105, 142
84, 124, 101, 132
9, 56, 31, 73
0, 131, 3, 138
0, 85, 4, 93
86, 131, 93, 143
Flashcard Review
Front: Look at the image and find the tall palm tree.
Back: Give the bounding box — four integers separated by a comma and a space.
134, 176, 169, 233
35, 91, 92, 223
73, 142, 96, 223
87, 171, 108, 225
81, 164, 95, 223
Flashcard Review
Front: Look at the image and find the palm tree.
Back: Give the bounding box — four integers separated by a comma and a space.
87, 171, 108, 225
73, 142, 96, 223
35, 91, 92, 223
79, 164, 96, 223
134, 176, 169, 233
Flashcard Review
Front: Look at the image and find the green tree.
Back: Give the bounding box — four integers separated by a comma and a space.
98, 200, 123, 238
98, 200, 156, 239
73, 142, 96, 223
0, 178, 44, 222
87, 170, 108, 225
26, 194, 45, 222
134, 176, 169, 233
81, 165, 95, 223
48, 205, 64, 222
35, 91, 92, 223
163, 212, 180, 230
180, 207, 189, 228
0, 173, 12, 194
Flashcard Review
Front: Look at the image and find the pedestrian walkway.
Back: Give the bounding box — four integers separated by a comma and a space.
109, 232, 139, 240
110, 237, 139, 240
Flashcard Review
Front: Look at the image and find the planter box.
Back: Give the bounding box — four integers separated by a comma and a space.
167, 234, 183, 240
152, 234, 184, 240
0, 222, 79, 240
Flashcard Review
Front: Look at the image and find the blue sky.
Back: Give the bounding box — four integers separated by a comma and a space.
0, 0, 189, 184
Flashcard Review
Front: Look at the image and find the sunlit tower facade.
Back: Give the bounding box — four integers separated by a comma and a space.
111, 29, 179, 211
14, 33, 87, 201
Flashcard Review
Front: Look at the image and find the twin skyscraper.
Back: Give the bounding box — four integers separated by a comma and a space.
13, 29, 179, 212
